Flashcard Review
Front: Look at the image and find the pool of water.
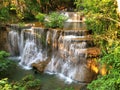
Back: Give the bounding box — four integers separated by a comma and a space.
8, 58, 88, 90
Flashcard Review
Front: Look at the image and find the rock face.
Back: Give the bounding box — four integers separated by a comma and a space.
0, 26, 9, 52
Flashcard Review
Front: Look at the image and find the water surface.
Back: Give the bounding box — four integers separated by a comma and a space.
8, 58, 88, 90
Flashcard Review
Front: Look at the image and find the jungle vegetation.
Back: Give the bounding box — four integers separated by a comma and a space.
75, 0, 120, 90
0, 0, 74, 24
0, 0, 120, 90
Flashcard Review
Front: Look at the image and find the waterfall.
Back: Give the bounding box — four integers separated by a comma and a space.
8, 30, 20, 56
8, 26, 47, 69
8, 12, 99, 83
45, 30, 89, 83
44, 12, 98, 83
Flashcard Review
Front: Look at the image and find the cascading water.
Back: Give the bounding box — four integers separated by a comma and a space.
45, 30, 93, 83
8, 30, 20, 56
8, 12, 98, 84
8, 26, 47, 69
45, 12, 97, 83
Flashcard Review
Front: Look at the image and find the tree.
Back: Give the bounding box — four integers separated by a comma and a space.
75, 0, 120, 90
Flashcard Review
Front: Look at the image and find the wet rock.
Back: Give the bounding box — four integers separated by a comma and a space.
32, 58, 50, 73
87, 47, 101, 58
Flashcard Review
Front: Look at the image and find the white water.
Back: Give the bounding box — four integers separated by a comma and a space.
8, 30, 20, 56
8, 12, 96, 83
45, 55, 76, 83
45, 33, 87, 83
44, 12, 94, 83
8, 27, 47, 70
19, 40, 44, 69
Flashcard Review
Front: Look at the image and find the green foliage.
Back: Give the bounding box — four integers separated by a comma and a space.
23, 12, 35, 21
18, 22, 25, 27
23, 0, 40, 20
56, 87, 74, 90
0, 78, 23, 90
0, 51, 15, 78
45, 12, 68, 28
75, 0, 120, 90
18, 75, 41, 90
0, 7, 10, 22
24, 0, 40, 14
75, 0, 119, 50
0, 75, 41, 90
10, 4, 16, 11
35, 12, 68, 28
0, 78, 14, 90
22, 75, 34, 81
35, 12, 46, 23
87, 46, 120, 90
75, 0, 118, 34
0, 0, 74, 23
87, 33, 120, 89
25, 79, 41, 89
0, 51, 10, 59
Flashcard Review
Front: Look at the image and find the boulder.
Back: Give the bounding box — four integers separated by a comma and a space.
32, 59, 50, 73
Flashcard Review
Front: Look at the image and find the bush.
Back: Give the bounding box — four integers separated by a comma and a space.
45, 12, 68, 28
35, 12, 46, 23
0, 78, 14, 90
0, 51, 15, 78
18, 75, 41, 90
0, 7, 10, 22
56, 87, 74, 90
0, 51, 10, 59
0, 75, 41, 90
87, 46, 120, 90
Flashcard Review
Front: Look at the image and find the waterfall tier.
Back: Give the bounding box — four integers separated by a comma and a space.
8, 26, 48, 69
45, 29, 100, 83
7, 12, 100, 83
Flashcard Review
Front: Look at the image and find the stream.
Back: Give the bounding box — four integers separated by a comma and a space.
8, 57, 87, 90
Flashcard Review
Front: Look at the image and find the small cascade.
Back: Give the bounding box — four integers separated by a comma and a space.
45, 30, 94, 83
8, 26, 47, 69
62, 12, 86, 30
63, 12, 81, 22
45, 12, 99, 83
8, 30, 20, 56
